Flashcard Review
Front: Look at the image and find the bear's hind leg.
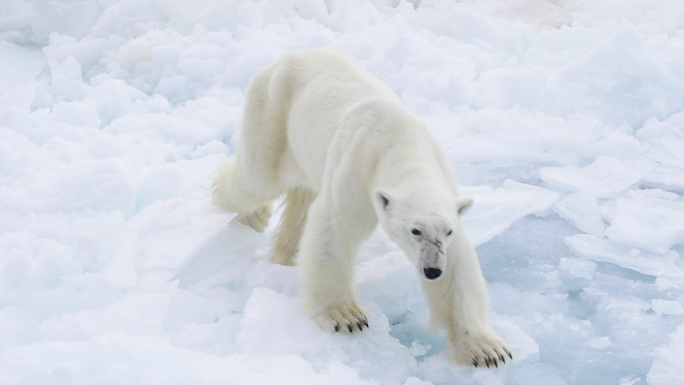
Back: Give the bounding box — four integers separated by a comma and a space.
271, 188, 316, 266
211, 158, 276, 233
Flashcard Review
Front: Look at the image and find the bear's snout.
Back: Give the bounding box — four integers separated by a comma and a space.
423, 267, 442, 280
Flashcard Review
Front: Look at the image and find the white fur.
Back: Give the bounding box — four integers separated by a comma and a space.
211, 48, 511, 367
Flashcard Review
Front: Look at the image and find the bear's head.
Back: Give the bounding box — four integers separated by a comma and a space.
372, 187, 473, 281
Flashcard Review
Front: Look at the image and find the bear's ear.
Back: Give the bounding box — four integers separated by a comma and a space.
374, 188, 393, 211
457, 197, 473, 216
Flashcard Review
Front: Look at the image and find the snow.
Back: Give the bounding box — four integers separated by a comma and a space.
1, 0, 683, 384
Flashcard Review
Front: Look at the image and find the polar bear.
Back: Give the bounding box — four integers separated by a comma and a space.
211, 48, 511, 367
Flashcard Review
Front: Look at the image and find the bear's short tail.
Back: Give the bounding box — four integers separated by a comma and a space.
211, 159, 273, 232
211, 159, 237, 212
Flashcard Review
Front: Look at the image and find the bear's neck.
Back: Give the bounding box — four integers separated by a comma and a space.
372, 142, 451, 195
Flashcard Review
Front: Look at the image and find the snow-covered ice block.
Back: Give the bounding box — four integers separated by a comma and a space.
238, 287, 417, 384
237, 288, 326, 356
84, 79, 147, 125
565, 234, 684, 280
416, 318, 539, 384
553, 191, 605, 235
40, 289, 173, 341
0, 306, 40, 348
0, 42, 43, 94
0, 331, 377, 385
164, 288, 229, 332
493, 317, 540, 365
462, 180, 560, 245
644, 164, 684, 193
540, 156, 657, 198
24, 160, 137, 215
174, 214, 262, 289
647, 325, 684, 385
403, 377, 434, 385
605, 189, 684, 254
104, 196, 237, 288
50, 101, 101, 127
31, 1, 98, 43
650, 299, 684, 316
543, 27, 681, 127
48, 57, 90, 102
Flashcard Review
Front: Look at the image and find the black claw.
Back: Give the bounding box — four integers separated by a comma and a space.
472, 358, 478, 367
363, 317, 369, 328
499, 354, 505, 363
494, 359, 498, 368
334, 323, 340, 332
357, 321, 363, 330
347, 323, 352, 333
506, 349, 513, 360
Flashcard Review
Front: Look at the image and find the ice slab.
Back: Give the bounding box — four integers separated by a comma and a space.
553, 191, 605, 235
605, 189, 684, 254
540, 156, 657, 198
644, 165, 684, 193
651, 299, 684, 316
565, 234, 684, 281
462, 180, 560, 245
0, 42, 42, 94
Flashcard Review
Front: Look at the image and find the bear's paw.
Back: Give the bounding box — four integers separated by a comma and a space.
312, 302, 369, 334
449, 329, 512, 368
235, 204, 273, 233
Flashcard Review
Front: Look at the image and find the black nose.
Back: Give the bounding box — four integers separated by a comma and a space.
423, 268, 442, 280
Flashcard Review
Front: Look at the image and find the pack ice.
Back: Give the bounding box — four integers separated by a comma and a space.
1, 1, 683, 384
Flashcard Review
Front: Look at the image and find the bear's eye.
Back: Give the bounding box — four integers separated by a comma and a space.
446, 229, 453, 236
411, 228, 422, 236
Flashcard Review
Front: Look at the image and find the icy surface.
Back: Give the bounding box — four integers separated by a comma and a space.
1, 1, 684, 384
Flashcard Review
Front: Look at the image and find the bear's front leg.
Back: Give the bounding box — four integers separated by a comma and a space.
422, 232, 512, 367
297, 198, 370, 333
